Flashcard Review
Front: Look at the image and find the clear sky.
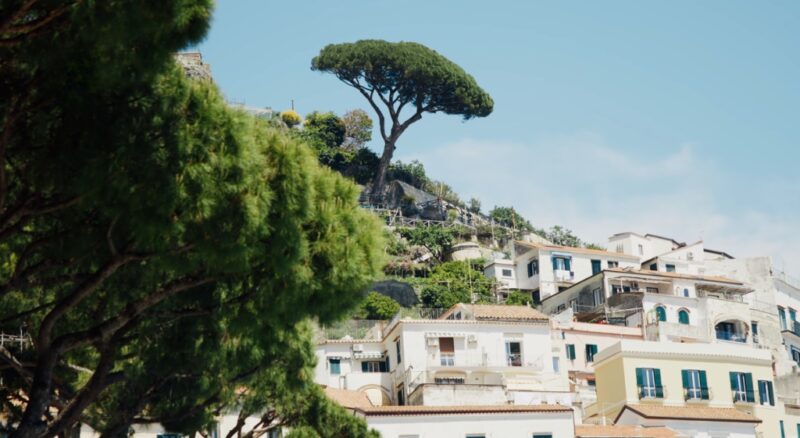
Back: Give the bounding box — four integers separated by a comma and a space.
197, 0, 800, 274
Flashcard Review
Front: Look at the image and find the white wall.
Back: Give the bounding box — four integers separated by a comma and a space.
365, 411, 575, 438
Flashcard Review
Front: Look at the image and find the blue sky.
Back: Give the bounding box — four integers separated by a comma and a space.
197, 0, 800, 273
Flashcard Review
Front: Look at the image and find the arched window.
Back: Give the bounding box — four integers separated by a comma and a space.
655, 306, 667, 322
678, 309, 690, 325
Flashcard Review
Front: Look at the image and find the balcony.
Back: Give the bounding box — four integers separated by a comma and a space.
638, 385, 665, 400
507, 353, 522, 367
684, 387, 711, 401
732, 390, 755, 404
554, 269, 575, 282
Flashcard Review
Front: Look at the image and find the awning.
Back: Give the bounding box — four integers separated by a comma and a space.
424, 332, 466, 338
353, 352, 385, 359
326, 353, 352, 359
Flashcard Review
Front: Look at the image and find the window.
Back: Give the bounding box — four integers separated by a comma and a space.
439, 337, 455, 366
566, 344, 576, 360
638, 244, 644, 255
328, 359, 340, 375
779, 307, 788, 330
552, 256, 571, 271
466, 435, 486, 438
552, 356, 560, 372
649, 263, 657, 271
608, 261, 619, 268
569, 299, 577, 312
585, 344, 598, 363
615, 243, 623, 253
655, 306, 667, 322
687, 252, 694, 261
611, 285, 622, 294
532, 435, 553, 438
683, 288, 689, 297
434, 377, 465, 384
361, 360, 387, 373
592, 288, 604, 305
682, 369, 708, 400
646, 287, 659, 293
397, 387, 405, 406
730, 371, 755, 403
678, 309, 690, 325
791, 308, 797, 326
591, 259, 601, 275
636, 368, 663, 399
758, 380, 775, 406
396, 340, 402, 364
792, 347, 800, 365
751, 322, 759, 343
665, 264, 676, 272
527, 259, 539, 277
506, 341, 522, 366
158, 434, 182, 438
502, 268, 513, 277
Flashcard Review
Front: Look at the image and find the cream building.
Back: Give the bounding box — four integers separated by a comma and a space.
591, 340, 780, 438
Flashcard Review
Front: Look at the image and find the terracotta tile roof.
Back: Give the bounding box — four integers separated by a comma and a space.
515, 241, 640, 260
575, 424, 680, 437
440, 304, 549, 322
616, 404, 761, 424
605, 268, 744, 285
361, 404, 573, 416
323, 387, 374, 410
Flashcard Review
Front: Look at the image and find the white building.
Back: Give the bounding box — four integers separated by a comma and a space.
507, 241, 640, 302
541, 268, 754, 347
315, 304, 573, 409
325, 387, 575, 438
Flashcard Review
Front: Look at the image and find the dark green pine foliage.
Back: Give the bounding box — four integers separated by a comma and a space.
312, 40, 493, 203
0, 2, 383, 438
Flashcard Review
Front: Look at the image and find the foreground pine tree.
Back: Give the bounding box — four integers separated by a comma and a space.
0, 2, 382, 437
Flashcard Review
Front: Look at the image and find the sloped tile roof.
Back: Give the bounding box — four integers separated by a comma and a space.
617, 404, 761, 423
440, 304, 550, 322
323, 387, 374, 410
361, 404, 573, 416
576, 424, 680, 437
515, 241, 640, 260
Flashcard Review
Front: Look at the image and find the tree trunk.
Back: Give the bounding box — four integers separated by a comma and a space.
370, 139, 396, 205
13, 349, 59, 438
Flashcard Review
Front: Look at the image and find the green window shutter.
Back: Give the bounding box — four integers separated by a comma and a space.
779, 420, 785, 438
681, 370, 690, 389
729, 372, 738, 393
361, 361, 368, 372
745, 373, 755, 402
566, 344, 575, 360
679, 310, 689, 324
653, 369, 663, 397
767, 381, 772, 406
759, 381, 767, 405
699, 371, 708, 399
552, 257, 558, 270
636, 368, 644, 398
565, 258, 572, 271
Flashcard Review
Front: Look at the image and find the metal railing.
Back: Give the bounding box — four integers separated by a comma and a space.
506, 353, 522, 367
732, 390, 755, 403
638, 385, 665, 399
684, 387, 711, 401
715, 330, 747, 343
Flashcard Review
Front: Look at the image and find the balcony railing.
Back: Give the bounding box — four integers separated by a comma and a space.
440, 353, 455, 366
732, 390, 755, 403
638, 385, 665, 399
716, 330, 747, 343
684, 387, 711, 401
507, 353, 522, 367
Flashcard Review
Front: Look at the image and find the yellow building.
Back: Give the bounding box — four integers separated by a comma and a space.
592, 340, 782, 438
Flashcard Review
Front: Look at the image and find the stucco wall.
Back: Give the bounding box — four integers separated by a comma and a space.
364, 411, 575, 438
